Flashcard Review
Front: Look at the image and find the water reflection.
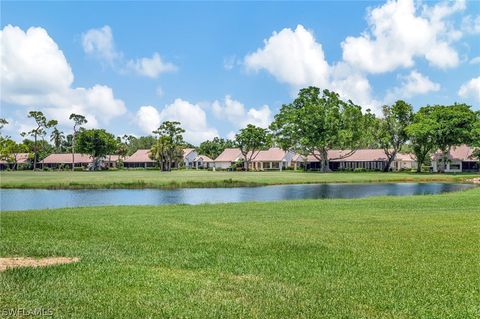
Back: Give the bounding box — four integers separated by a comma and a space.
0, 183, 475, 211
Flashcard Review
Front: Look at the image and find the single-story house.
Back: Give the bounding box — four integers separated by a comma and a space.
293, 149, 417, 171
183, 148, 198, 168
431, 145, 479, 172
123, 149, 156, 168
213, 148, 243, 169
0, 153, 31, 170
192, 155, 213, 169
249, 147, 295, 171
41, 153, 93, 169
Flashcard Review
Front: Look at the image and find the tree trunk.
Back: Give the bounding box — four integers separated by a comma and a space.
33, 134, 37, 171
72, 134, 75, 171
383, 151, 396, 172
319, 149, 330, 173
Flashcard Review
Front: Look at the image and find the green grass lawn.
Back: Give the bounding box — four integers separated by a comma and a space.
0, 170, 478, 189
1, 188, 479, 318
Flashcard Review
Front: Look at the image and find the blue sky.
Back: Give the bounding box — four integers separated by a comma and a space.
1, 0, 479, 145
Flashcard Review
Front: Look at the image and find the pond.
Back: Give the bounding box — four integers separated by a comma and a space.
0, 183, 475, 211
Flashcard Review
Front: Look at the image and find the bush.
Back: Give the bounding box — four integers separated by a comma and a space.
353, 168, 367, 173
43, 167, 51, 171
73, 167, 84, 172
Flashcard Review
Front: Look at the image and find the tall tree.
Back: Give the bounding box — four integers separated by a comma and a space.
197, 137, 236, 159
429, 104, 476, 172
69, 113, 88, 170
23, 111, 56, 170
235, 124, 271, 171
405, 106, 437, 172
50, 126, 65, 152
0, 118, 8, 135
270, 87, 369, 172
376, 101, 414, 171
151, 121, 185, 171
473, 111, 480, 161
75, 129, 117, 170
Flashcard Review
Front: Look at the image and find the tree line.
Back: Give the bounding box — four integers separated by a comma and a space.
1, 86, 479, 172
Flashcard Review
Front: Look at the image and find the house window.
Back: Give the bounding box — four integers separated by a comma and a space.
449, 164, 461, 170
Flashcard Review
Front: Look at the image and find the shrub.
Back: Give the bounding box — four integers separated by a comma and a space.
73, 167, 84, 172
353, 168, 367, 173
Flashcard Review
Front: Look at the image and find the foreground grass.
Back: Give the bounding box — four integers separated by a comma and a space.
0, 170, 478, 189
1, 189, 479, 318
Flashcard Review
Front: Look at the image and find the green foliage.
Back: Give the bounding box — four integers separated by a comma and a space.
376, 100, 414, 171
0, 138, 29, 170
270, 87, 370, 172
197, 137, 236, 159
76, 129, 117, 170
151, 121, 186, 171
22, 111, 57, 169
235, 124, 271, 171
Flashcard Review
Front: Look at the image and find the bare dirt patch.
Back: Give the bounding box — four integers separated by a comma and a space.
0, 257, 80, 272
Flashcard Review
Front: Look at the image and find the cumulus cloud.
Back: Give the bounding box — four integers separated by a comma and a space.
458, 77, 480, 103
211, 96, 272, 128
244, 25, 330, 89
82, 25, 119, 64
385, 70, 440, 103
136, 99, 218, 145
127, 53, 177, 78
0, 25, 126, 129
341, 0, 464, 73
82, 26, 176, 78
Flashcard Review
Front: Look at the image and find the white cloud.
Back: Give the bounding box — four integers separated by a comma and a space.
470, 56, 480, 64
127, 53, 177, 78
385, 70, 440, 102
223, 55, 238, 70
82, 26, 175, 79
244, 25, 330, 89
1, 25, 126, 131
136, 105, 161, 134
458, 77, 480, 102
341, 0, 464, 73
462, 15, 480, 34
82, 25, 119, 64
211, 96, 272, 129
136, 99, 218, 145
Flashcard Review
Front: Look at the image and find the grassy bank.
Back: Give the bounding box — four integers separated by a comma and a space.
0, 170, 478, 189
1, 189, 480, 318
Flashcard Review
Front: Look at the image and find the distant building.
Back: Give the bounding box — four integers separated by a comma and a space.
40, 153, 119, 169
183, 148, 198, 168
249, 147, 295, 170
192, 155, 214, 169
123, 149, 156, 168
213, 148, 243, 169
0, 153, 31, 170
293, 149, 418, 171
431, 145, 479, 172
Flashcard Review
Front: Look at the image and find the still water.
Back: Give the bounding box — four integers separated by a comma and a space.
0, 183, 474, 211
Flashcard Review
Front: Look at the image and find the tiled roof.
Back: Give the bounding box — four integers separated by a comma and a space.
214, 148, 243, 162
432, 145, 477, 161
41, 153, 93, 164
124, 149, 155, 163
296, 149, 416, 162
251, 147, 288, 162
194, 155, 213, 162
0, 153, 30, 164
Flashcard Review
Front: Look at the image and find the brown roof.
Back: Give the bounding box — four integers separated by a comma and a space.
432, 145, 477, 161
0, 153, 31, 164
214, 148, 242, 162
41, 153, 93, 164
251, 147, 289, 162
194, 155, 213, 162
297, 149, 416, 162
124, 149, 155, 163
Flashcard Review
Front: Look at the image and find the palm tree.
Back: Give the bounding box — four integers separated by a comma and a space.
50, 127, 65, 152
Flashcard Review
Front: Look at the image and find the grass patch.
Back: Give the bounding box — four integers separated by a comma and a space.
1, 188, 479, 318
1, 170, 478, 189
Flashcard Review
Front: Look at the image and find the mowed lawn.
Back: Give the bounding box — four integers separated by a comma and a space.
1, 188, 479, 318
0, 170, 478, 188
